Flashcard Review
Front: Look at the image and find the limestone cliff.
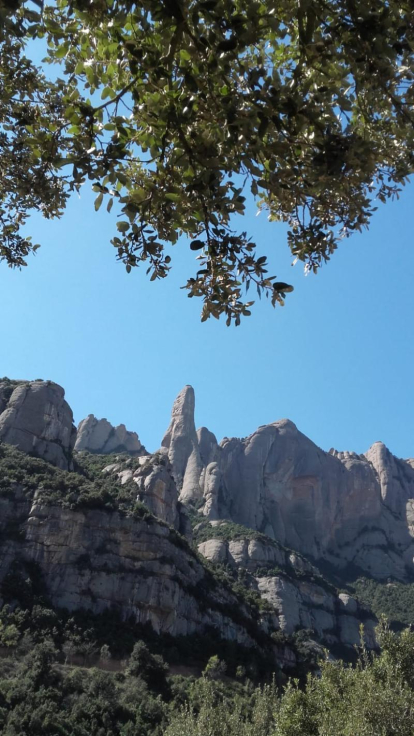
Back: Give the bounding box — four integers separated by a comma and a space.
0, 467, 275, 654
0, 379, 76, 470
100, 453, 180, 529
163, 387, 414, 582
197, 526, 377, 649
0, 377, 412, 664
75, 415, 146, 455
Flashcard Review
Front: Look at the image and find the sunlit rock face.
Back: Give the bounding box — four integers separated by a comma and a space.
0, 379, 76, 470
75, 414, 145, 455
0, 496, 268, 647
198, 533, 377, 649
161, 385, 204, 502
4, 377, 410, 661
163, 386, 414, 581
100, 454, 180, 529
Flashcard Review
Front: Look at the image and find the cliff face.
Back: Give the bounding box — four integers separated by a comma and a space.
0, 463, 375, 657
163, 387, 414, 582
75, 415, 146, 456
0, 377, 413, 662
100, 454, 180, 529
197, 531, 377, 649
0, 492, 269, 647
0, 380, 76, 470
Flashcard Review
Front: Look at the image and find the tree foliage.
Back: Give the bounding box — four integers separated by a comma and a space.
166, 622, 414, 736
1, 591, 414, 734
1, 0, 414, 322
351, 576, 414, 629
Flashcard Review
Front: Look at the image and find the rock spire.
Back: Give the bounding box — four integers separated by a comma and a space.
161, 385, 204, 502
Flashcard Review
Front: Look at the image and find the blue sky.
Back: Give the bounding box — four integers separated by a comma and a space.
1, 177, 413, 458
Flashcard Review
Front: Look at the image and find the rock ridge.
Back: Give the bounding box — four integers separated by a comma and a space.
75, 414, 145, 456
0, 493, 274, 652
162, 386, 414, 581
0, 379, 404, 664
197, 530, 377, 649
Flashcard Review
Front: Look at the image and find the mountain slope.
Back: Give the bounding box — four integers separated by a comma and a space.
1, 376, 414, 665
162, 386, 414, 582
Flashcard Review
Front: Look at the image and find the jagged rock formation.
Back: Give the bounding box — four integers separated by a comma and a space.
0, 377, 412, 663
161, 386, 204, 501
163, 387, 414, 581
0, 379, 76, 470
198, 530, 377, 648
75, 414, 145, 455
101, 454, 180, 528
0, 488, 275, 652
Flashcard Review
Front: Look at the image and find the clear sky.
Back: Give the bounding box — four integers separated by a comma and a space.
1, 176, 413, 458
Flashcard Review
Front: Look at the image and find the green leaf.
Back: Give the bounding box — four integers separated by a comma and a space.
54, 43, 68, 59
94, 193, 103, 211
179, 49, 191, 63
101, 87, 114, 100
131, 188, 147, 202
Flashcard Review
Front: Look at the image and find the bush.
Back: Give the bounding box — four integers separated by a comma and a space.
166, 623, 414, 736
203, 655, 227, 680
127, 641, 169, 695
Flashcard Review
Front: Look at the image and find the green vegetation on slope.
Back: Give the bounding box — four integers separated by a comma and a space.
312, 559, 414, 631
0, 598, 284, 736
0, 443, 140, 512
0, 606, 412, 736
0, 635, 267, 736
0, 602, 273, 684
193, 519, 339, 598
350, 577, 414, 630
0, 445, 277, 656
193, 521, 268, 544
165, 623, 414, 736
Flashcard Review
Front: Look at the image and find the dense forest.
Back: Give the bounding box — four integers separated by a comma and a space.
0, 604, 412, 735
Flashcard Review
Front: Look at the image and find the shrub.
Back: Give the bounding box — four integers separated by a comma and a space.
203, 655, 227, 680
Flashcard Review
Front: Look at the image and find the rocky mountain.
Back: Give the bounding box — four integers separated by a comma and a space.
0, 485, 260, 645
163, 386, 414, 583
100, 453, 181, 529
196, 527, 377, 649
0, 376, 413, 669
75, 414, 146, 455
0, 378, 76, 470
161, 385, 204, 502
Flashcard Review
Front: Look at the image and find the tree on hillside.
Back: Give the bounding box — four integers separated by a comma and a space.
1, 0, 413, 323
165, 622, 414, 736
